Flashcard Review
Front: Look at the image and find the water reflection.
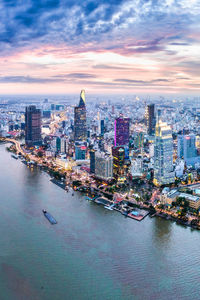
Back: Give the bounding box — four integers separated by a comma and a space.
152, 217, 172, 248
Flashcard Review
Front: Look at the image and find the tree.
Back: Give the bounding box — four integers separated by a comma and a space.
176, 197, 185, 206
37, 151, 43, 158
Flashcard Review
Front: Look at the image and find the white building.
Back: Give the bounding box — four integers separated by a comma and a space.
153, 121, 175, 186
131, 158, 143, 177
95, 152, 113, 180
175, 159, 185, 178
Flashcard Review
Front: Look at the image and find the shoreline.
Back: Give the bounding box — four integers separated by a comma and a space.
5, 142, 200, 230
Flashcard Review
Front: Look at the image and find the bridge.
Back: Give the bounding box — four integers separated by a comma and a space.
0, 137, 25, 155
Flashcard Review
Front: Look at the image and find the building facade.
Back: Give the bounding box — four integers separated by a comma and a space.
89, 149, 96, 173
25, 105, 42, 146
114, 116, 130, 147
145, 104, 156, 135
75, 144, 86, 160
177, 134, 200, 166
153, 121, 175, 186
74, 90, 87, 142
95, 152, 113, 180
112, 146, 130, 182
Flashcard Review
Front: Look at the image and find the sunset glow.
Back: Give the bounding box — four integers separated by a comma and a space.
0, 0, 199, 94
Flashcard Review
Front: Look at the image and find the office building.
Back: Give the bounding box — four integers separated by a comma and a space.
114, 116, 130, 147
89, 149, 96, 173
112, 146, 130, 182
100, 119, 105, 136
95, 152, 113, 180
178, 135, 196, 159
178, 134, 200, 166
56, 137, 67, 153
135, 132, 144, 149
42, 110, 51, 118
74, 90, 87, 142
25, 105, 42, 147
145, 104, 156, 135
153, 121, 174, 186
75, 144, 86, 160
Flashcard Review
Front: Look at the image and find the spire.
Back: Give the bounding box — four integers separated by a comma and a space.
79, 90, 86, 107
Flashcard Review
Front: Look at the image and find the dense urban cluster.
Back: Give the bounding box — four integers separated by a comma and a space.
1, 92, 200, 226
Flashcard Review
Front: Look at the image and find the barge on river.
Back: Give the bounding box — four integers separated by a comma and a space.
42, 210, 57, 224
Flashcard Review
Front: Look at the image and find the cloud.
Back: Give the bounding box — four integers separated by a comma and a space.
114, 78, 171, 85
0, 1, 199, 94
93, 64, 131, 70
0, 0, 199, 56
0, 75, 63, 83
65, 73, 97, 79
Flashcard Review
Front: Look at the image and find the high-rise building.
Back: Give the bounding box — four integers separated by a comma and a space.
75, 144, 86, 160
114, 116, 130, 147
177, 134, 200, 166
42, 110, 51, 118
178, 134, 196, 159
112, 146, 130, 182
89, 149, 96, 173
153, 121, 174, 186
95, 152, 113, 180
74, 90, 87, 142
145, 104, 156, 135
100, 119, 105, 136
25, 105, 42, 146
56, 137, 67, 153
134, 132, 144, 149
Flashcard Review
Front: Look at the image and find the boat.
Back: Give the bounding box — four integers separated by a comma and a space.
104, 205, 113, 211
42, 210, 57, 224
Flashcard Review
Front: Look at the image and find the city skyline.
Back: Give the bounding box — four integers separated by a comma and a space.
0, 1, 199, 95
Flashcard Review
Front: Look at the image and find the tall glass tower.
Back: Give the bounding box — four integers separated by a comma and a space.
114, 116, 130, 147
145, 104, 156, 135
153, 121, 174, 186
74, 90, 87, 142
25, 105, 42, 147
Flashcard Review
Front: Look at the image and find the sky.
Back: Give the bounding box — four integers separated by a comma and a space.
0, 0, 200, 95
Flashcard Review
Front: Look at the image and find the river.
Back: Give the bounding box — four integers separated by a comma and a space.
0, 144, 200, 300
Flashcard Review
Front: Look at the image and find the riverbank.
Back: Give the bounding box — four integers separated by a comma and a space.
7, 139, 200, 230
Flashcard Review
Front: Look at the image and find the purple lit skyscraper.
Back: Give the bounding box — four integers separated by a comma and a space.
114, 117, 130, 147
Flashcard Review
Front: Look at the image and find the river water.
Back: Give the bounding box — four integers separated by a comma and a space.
0, 144, 200, 300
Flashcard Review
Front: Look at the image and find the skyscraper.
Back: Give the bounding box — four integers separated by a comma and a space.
153, 121, 174, 186
89, 149, 96, 173
177, 134, 199, 166
145, 104, 156, 135
95, 152, 113, 180
74, 90, 87, 142
75, 144, 86, 160
114, 116, 130, 147
25, 105, 42, 146
100, 119, 105, 136
112, 146, 130, 182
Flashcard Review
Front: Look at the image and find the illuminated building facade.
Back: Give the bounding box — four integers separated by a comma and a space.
112, 147, 130, 182
114, 117, 130, 147
153, 121, 174, 186
74, 90, 87, 142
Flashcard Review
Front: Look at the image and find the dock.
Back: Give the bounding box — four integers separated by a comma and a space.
127, 209, 149, 221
